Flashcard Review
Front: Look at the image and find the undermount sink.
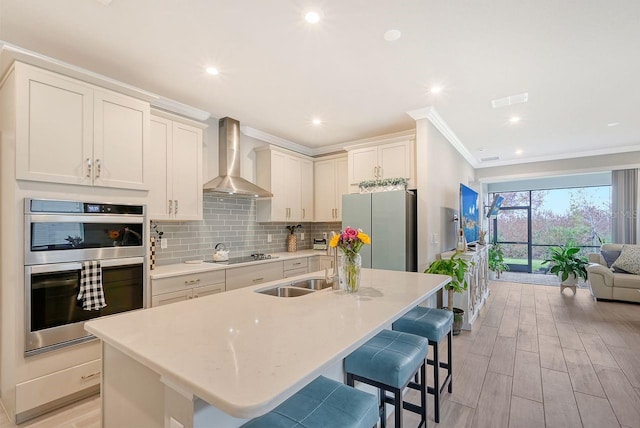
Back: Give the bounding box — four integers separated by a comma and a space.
289, 278, 332, 290
257, 286, 316, 298
256, 277, 332, 297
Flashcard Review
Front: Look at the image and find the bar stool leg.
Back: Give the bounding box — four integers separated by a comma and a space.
432, 340, 440, 423
380, 389, 387, 428
447, 329, 453, 393
420, 361, 427, 427
394, 388, 402, 428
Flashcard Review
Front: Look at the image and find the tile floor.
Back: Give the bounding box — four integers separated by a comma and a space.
2, 280, 639, 427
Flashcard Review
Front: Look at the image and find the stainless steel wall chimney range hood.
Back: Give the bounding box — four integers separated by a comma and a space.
203, 117, 273, 198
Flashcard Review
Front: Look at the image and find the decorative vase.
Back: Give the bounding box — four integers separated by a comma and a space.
339, 252, 362, 293
287, 234, 297, 252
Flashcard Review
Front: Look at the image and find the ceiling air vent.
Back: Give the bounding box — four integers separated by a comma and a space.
491, 92, 528, 109
480, 156, 500, 162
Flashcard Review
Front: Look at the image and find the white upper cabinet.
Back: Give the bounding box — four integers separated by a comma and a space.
14, 62, 150, 190
314, 156, 348, 222
300, 159, 314, 222
148, 112, 205, 221
347, 140, 414, 190
256, 146, 312, 223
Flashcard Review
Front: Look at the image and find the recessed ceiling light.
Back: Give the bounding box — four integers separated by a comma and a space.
206, 67, 219, 76
430, 86, 443, 94
312, 118, 322, 126
383, 29, 402, 42
305, 11, 321, 24
509, 116, 521, 124
515, 149, 523, 155
607, 122, 620, 127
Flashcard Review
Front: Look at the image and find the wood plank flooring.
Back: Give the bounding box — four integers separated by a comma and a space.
392, 280, 640, 427
1, 280, 638, 427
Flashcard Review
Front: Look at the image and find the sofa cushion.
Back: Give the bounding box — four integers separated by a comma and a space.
600, 250, 621, 268
611, 245, 640, 275
613, 273, 640, 290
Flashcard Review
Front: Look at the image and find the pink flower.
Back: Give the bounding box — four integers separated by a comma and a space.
342, 227, 359, 241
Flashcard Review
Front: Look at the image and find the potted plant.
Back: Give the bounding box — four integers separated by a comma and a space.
542, 244, 588, 287
425, 253, 471, 335
488, 244, 509, 280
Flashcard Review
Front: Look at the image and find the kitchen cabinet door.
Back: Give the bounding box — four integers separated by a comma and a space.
192, 283, 225, 298
256, 147, 311, 222
225, 262, 283, 291
349, 147, 378, 183
313, 156, 347, 222
378, 141, 411, 181
151, 289, 191, 307
148, 113, 205, 221
170, 121, 202, 220
300, 159, 314, 221
15, 63, 94, 185
93, 90, 149, 190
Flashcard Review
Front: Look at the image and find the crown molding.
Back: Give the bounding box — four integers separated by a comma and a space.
151, 98, 210, 122
341, 129, 415, 151
408, 106, 479, 167
240, 126, 314, 156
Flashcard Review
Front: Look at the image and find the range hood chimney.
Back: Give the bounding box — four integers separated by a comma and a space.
203, 117, 273, 198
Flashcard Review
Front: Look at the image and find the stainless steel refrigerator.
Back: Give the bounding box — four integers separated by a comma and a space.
342, 191, 417, 272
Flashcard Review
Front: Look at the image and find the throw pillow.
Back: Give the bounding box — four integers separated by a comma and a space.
600, 250, 621, 268
611, 245, 640, 275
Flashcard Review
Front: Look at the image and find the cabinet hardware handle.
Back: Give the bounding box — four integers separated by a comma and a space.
335, 208, 338, 219
86, 158, 92, 178
184, 279, 201, 285
378, 166, 382, 178
302, 208, 305, 219
293, 262, 301, 265
168, 199, 173, 215
81, 371, 101, 381
175, 200, 178, 214
373, 166, 377, 178
252, 277, 264, 282
95, 159, 101, 178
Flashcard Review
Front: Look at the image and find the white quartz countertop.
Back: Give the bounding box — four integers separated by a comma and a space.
85, 269, 450, 419
150, 249, 327, 279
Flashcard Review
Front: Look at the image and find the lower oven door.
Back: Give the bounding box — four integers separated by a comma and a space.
25, 257, 145, 356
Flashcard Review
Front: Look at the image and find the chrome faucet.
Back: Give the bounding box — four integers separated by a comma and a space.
324, 232, 340, 289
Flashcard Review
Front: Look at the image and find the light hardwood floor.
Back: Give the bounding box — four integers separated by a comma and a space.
1, 280, 639, 428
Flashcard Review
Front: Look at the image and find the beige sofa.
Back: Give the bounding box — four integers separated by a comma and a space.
587, 243, 640, 302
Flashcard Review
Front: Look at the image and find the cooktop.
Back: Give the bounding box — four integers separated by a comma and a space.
207, 253, 279, 265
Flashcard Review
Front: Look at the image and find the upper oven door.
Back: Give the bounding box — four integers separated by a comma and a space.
25, 214, 145, 265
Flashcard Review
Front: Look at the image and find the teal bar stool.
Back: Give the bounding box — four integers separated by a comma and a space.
392, 307, 453, 423
241, 375, 379, 428
344, 329, 428, 428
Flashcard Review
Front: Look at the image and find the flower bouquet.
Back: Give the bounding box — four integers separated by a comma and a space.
330, 227, 371, 292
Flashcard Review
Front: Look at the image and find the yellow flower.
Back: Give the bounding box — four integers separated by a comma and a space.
329, 234, 340, 248
357, 231, 371, 244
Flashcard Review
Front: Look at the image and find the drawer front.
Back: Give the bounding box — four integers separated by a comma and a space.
283, 267, 308, 278
192, 283, 225, 298
151, 289, 191, 307
16, 359, 101, 414
226, 261, 283, 291
283, 257, 308, 271
152, 269, 225, 296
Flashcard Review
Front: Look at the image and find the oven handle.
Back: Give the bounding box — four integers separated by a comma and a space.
27, 214, 144, 224
28, 257, 145, 274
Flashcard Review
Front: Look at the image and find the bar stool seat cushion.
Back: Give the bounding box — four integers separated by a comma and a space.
393, 306, 453, 343
344, 329, 428, 389
241, 376, 378, 428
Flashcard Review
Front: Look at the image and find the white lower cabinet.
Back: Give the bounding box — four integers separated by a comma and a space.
226, 262, 284, 291
151, 270, 225, 307
283, 257, 308, 278
15, 359, 101, 417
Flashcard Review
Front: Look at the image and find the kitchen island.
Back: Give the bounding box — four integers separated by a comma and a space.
85, 268, 450, 428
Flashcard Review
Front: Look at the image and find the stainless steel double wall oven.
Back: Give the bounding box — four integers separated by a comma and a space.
24, 199, 146, 355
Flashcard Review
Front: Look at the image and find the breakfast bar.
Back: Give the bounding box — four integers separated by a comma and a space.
85, 268, 450, 428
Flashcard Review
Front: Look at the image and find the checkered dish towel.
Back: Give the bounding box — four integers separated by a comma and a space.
78, 260, 107, 311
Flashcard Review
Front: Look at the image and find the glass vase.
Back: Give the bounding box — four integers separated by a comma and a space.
339, 252, 362, 293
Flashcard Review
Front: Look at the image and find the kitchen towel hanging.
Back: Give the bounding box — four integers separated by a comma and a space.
78, 260, 107, 310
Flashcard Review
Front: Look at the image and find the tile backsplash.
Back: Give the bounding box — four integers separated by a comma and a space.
152, 194, 342, 265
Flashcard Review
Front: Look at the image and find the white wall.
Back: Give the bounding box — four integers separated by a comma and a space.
416, 118, 475, 272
